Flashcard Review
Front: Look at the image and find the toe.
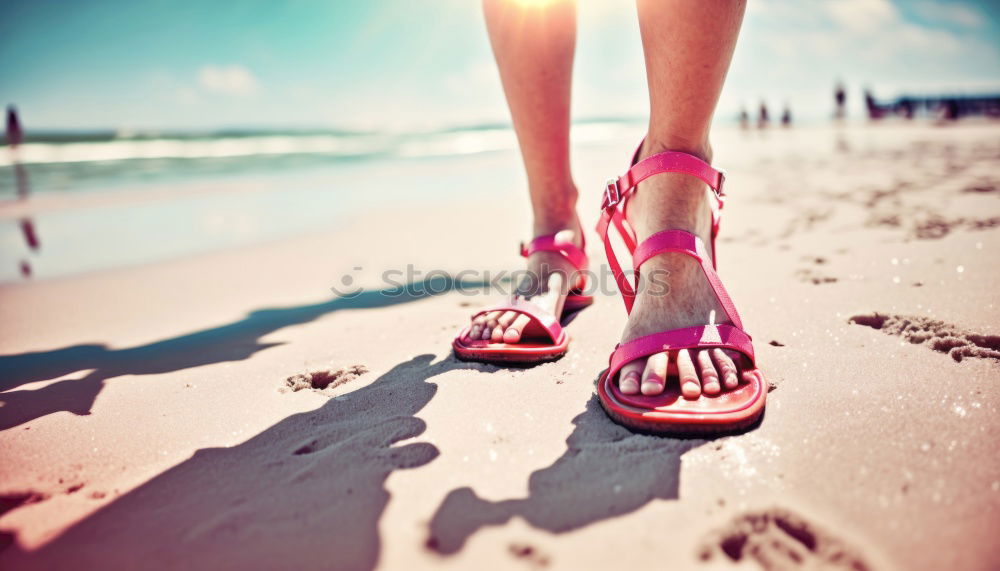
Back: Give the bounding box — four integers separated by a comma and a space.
498, 310, 517, 330
503, 314, 532, 343
696, 350, 721, 395
480, 311, 502, 341
711, 348, 740, 389
490, 311, 516, 343
640, 352, 668, 395
467, 315, 486, 340
617, 359, 645, 395
676, 349, 701, 399
490, 320, 506, 343
722, 349, 756, 385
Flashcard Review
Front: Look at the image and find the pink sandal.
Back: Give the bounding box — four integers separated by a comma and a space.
595, 146, 767, 434
453, 233, 593, 364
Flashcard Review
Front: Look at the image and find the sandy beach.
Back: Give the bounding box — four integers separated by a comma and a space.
1, 122, 999, 570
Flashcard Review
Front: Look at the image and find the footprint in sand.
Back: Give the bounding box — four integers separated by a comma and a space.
282, 364, 369, 394
795, 268, 838, 285
697, 507, 872, 570
849, 313, 1000, 363
963, 179, 997, 194
910, 215, 1000, 240
507, 543, 550, 568
780, 207, 834, 239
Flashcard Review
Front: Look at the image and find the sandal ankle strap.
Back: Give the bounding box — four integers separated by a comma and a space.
597, 148, 728, 313
519, 232, 588, 274
602, 150, 725, 211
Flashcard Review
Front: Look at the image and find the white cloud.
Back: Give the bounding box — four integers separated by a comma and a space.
822, 0, 963, 56
824, 0, 899, 33
198, 65, 259, 96
912, 1, 984, 28
894, 21, 963, 52
753, 0, 966, 63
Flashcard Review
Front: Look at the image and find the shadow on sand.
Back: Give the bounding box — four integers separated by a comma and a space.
426, 393, 707, 554
0, 277, 486, 432
8, 367, 720, 571
3, 280, 748, 570
6, 354, 488, 570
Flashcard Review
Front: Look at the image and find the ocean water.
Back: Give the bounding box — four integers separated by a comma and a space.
0, 120, 653, 283
0, 120, 647, 197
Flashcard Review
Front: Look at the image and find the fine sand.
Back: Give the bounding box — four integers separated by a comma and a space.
1, 123, 998, 570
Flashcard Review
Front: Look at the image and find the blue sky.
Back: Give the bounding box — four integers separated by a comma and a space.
1, 0, 998, 131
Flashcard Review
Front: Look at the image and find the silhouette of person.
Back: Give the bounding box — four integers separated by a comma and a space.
834, 80, 846, 120
6, 105, 23, 148
897, 98, 914, 120
757, 100, 770, 129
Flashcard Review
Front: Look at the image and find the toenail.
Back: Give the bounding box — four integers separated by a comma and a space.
620, 374, 640, 392
640, 381, 662, 395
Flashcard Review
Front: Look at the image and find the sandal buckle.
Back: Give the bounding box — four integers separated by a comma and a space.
603, 178, 621, 210
715, 169, 727, 198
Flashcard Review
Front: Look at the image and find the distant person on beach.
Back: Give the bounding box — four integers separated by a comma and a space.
781, 104, 792, 127
834, 81, 846, 120
757, 100, 770, 129
456, 0, 767, 433
6, 105, 23, 149
865, 89, 885, 121
937, 99, 959, 122
738, 106, 750, 130
897, 98, 914, 120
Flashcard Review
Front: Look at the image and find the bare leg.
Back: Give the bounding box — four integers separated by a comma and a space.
616, 0, 752, 397
468, 0, 582, 344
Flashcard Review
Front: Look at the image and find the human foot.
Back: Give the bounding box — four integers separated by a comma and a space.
464, 220, 585, 345
615, 143, 755, 398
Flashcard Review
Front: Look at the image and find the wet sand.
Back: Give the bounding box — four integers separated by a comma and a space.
1, 123, 998, 570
